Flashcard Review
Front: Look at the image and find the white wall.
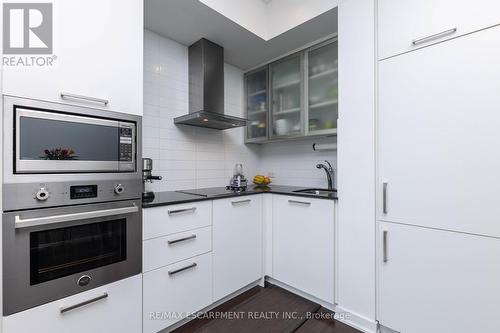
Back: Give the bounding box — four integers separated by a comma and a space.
259, 137, 337, 188
143, 30, 260, 192
336, 0, 377, 332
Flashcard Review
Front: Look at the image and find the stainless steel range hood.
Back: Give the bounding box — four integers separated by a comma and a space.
174, 38, 247, 130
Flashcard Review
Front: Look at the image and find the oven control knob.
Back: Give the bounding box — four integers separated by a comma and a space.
35, 188, 50, 201
77, 275, 91, 287
114, 184, 125, 195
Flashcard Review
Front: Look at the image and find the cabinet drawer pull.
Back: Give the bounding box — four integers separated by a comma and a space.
382, 182, 388, 214
231, 199, 251, 206
60, 92, 109, 106
412, 27, 457, 46
168, 207, 196, 215
167, 234, 197, 245
383, 230, 389, 263
288, 199, 311, 206
168, 263, 197, 276
60, 292, 108, 314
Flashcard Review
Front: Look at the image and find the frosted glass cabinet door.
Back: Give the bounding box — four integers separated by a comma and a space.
245, 67, 269, 142
306, 40, 338, 135
270, 54, 303, 139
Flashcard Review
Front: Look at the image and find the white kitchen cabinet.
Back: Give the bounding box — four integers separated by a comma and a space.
213, 195, 263, 301
378, 0, 500, 59
143, 253, 213, 333
378, 221, 500, 333
272, 195, 334, 304
143, 200, 212, 240
2, 0, 143, 115
378, 25, 500, 238
2, 275, 142, 333
143, 226, 212, 272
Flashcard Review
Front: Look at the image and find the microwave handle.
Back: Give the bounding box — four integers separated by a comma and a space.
14, 205, 138, 229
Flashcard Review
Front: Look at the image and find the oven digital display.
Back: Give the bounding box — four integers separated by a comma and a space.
70, 185, 98, 199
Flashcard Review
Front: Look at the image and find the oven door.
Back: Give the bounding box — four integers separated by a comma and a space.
2, 199, 142, 315
14, 107, 136, 174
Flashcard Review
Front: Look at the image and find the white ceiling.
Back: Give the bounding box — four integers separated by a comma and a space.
144, 0, 338, 70
199, 0, 338, 40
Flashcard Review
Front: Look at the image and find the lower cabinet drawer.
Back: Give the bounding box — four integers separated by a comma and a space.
143, 252, 213, 333
143, 201, 212, 240
2, 275, 142, 333
143, 226, 212, 272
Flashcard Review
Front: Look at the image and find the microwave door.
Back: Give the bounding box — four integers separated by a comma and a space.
15, 108, 122, 173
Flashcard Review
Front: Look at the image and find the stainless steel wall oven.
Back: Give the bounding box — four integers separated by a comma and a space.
2, 96, 143, 316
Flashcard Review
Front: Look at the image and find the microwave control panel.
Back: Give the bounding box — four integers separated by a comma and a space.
119, 126, 134, 162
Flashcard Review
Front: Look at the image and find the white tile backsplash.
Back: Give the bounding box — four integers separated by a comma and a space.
259, 137, 337, 188
143, 30, 337, 191
143, 30, 260, 191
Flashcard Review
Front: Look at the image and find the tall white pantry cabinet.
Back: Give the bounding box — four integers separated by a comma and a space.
376, 1, 500, 332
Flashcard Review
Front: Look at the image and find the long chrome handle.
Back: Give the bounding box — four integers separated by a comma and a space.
168, 207, 196, 216
412, 27, 457, 46
383, 230, 389, 263
168, 263, 197, 276
15, 205, 138, 229
231, 199, 251, 206
382, 182, 388, 214
60, 92, 109, 105
167, 234, 197, 245
288, 199, 311, 206
60, 292, 108, 314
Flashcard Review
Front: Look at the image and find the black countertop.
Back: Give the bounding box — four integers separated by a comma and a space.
142, 185, 337, 208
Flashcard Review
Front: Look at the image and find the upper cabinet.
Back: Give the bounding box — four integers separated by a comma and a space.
270, 54, 303, 139
245, 38, 337, 143
2, 0, 143, 116
306, 40, 338, 135
245, 67, 269, 142
378, 0, 500, 60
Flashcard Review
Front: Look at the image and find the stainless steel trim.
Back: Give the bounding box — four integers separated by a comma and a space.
17, 107, 118, 127
60, 92, 109, 106
383, 230, 388, 263
382, 182, 388, 214
168, 263, 197, 276
288, 199, 311, 206
231, 199, 251, 206
14, 205, 139, 229
412, 27, 457, 46
167, 234, 197, 245
167, 207, 197, 215
60, 292, 108, 314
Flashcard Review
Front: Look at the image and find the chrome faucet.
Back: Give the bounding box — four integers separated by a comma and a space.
316, 160, 335, 190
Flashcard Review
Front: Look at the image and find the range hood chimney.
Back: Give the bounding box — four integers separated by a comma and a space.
174, 38, 247, 130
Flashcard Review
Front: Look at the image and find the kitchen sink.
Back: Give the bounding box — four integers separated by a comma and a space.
293, 188, 337, 196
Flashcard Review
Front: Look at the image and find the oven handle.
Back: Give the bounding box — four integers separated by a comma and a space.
14, 204, 139, 229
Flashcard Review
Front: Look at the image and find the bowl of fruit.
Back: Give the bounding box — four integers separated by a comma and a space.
253, 174, 271, 186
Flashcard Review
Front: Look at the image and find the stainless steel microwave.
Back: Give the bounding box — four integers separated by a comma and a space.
3, 96, 140, 176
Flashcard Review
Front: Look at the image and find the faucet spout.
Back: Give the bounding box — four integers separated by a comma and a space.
316, 160, 335, 190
